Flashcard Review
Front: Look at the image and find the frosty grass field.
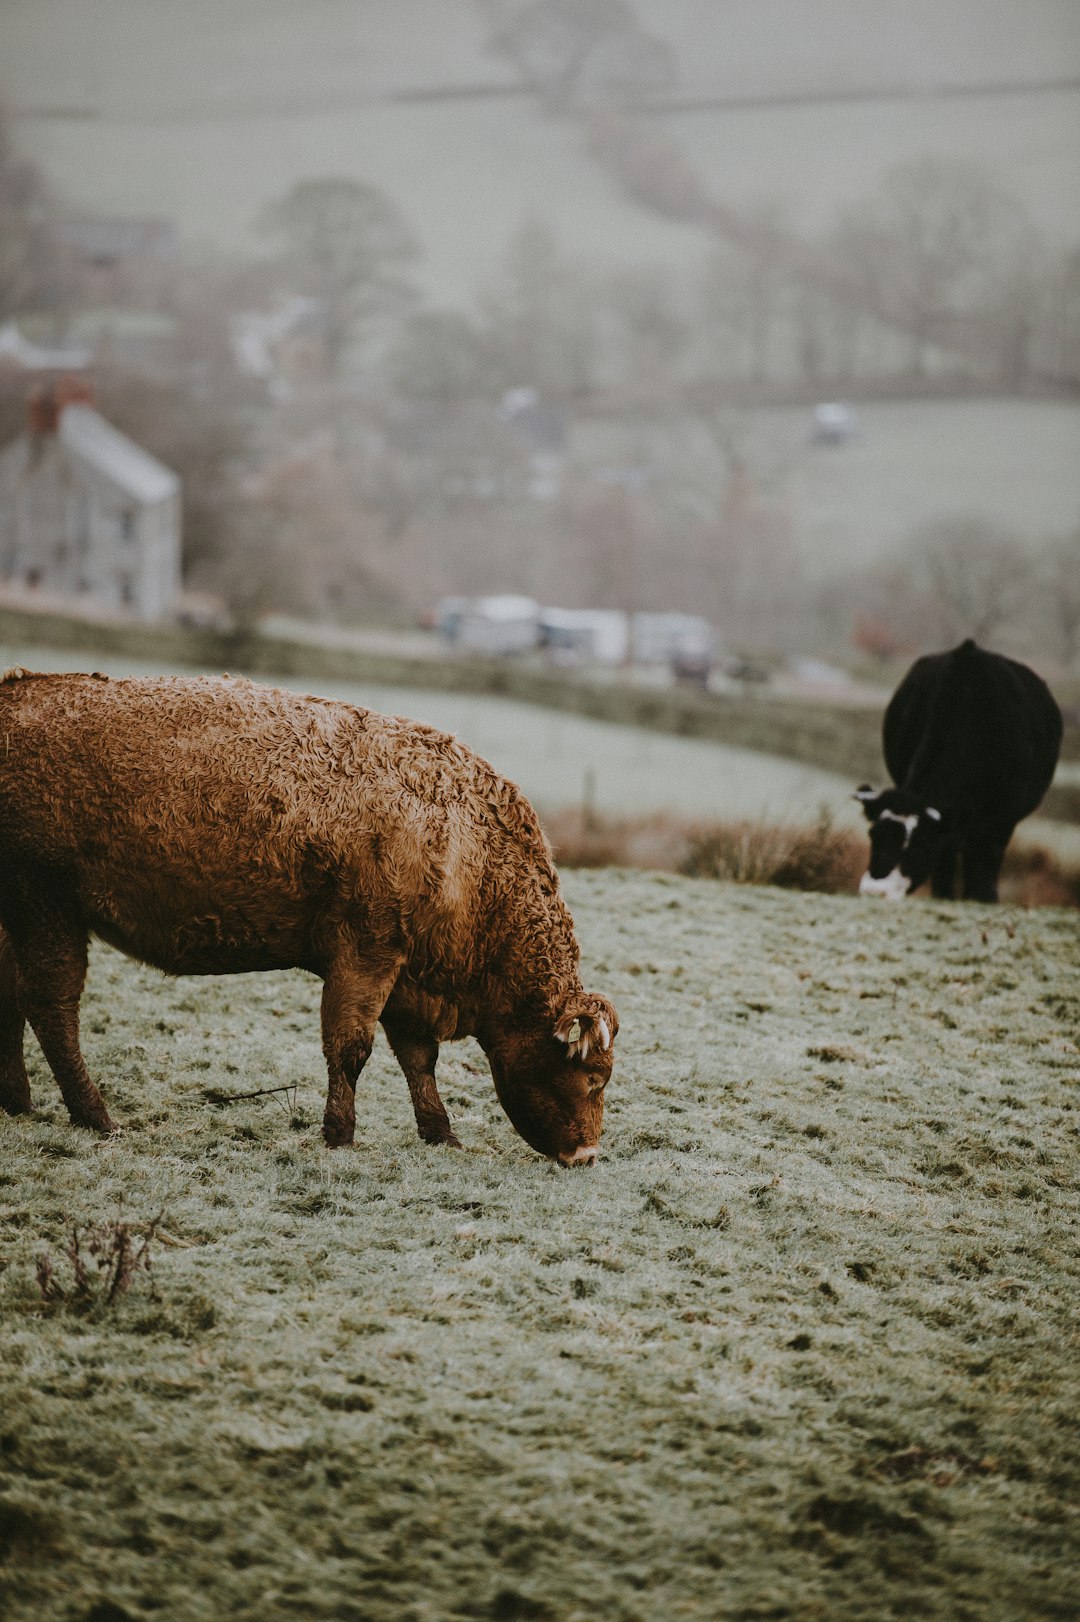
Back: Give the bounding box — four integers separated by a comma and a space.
1, 867, 1078, 1621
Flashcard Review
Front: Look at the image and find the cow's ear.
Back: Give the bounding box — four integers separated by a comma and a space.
555, 1008, 609, 1060
853, 784, 880, 820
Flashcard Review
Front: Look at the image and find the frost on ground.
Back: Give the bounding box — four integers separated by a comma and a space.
0, 872, 1077, 1622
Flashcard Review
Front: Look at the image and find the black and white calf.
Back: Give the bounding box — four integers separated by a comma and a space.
856, 640, 1062, 902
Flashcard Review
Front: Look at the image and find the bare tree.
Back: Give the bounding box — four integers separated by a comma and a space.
848, 562, 940, 661
1041, 530, 1080, 667
571, 482, 639, 611
605, 267, 688, 392
479, 219, 599, 397
698, 217, 788, 384
832, 158, 1035, 378
1034, 245, 1080, 387
485, 0, 676, 111
387, 310, 496, 403
204, 445, 399, 630
258, 178, 418, 379
913, 516, 1032, 643
0, 101, 66, 325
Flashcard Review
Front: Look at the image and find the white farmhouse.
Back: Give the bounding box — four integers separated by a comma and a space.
0, 385, 181, 620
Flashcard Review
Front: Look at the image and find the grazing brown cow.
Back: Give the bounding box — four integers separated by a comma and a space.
0, 669, 618, 1164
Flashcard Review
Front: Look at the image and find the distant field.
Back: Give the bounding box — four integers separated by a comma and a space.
752, 398, 1080, 567
1, 872, 1078, 1619
5, 638, 1080, 859
0, 640, 867, 829
4, 0, 1078, 302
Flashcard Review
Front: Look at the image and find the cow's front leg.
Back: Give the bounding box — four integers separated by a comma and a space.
0, 928, 31, 1116
382, 1020, 461, 1148
320, 949, 404, 1147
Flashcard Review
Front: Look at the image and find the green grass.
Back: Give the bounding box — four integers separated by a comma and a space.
1, 871, 1078, 1620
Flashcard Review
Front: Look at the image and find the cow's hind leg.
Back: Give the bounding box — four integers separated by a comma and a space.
7, 909, 114, 1133
0, 927, 31, 1116
382, 1020, 461, 1148
962, 834, 1008, 903
930, 839, 958, 899
320, 948, 404, 1147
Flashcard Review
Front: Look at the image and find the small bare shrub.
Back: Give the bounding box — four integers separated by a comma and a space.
548, 805, 1080, 905
680, 812, 864, 892
35, 1211, 162, 1312
551, 807, 1076, 908
999, 844, 1080, 909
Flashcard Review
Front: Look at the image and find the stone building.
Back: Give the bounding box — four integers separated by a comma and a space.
0, 381, 181, 620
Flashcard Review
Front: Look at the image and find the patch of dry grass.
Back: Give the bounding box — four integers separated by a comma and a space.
546, 808, 1080, 907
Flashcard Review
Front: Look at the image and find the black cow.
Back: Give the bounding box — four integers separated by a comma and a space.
855, 640, 1062, 901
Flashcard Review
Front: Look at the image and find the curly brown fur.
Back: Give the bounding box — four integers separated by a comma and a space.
0, 672, 617, 1161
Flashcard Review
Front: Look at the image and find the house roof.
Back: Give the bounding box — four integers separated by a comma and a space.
59, 404, 179, 504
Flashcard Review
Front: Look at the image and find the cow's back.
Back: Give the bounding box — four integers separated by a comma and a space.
883, 641, 1061, 819
0, 671, 534, 980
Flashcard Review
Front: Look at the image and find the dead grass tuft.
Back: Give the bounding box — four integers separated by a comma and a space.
35, 1212, 162, 1313
547, 806, 1080, 906
680, 811, 865, 891
999, 844, 1080, 908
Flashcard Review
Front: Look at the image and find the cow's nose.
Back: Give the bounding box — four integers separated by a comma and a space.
860, 868, 910, 899
558, 1145, 599, 1167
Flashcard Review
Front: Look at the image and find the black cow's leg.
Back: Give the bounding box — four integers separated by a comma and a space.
962, 837, 1006, 903
320, 948, 404, 1147
930, 839, 957, 899
0, 927, 31, 1116
382, 1020, 461, 1148
9, 909, 114, 1132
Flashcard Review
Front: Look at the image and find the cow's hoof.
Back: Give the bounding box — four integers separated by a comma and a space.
71, 1110, 118, 1135
322, 1122, 356, 1149
417, 1120, 462, 1148
0, 1082, 33, 1117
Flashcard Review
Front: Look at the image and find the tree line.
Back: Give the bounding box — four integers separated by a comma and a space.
0, 92, 1077, 666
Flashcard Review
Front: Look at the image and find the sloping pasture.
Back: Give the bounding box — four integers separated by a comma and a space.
1, 872, 1078, 1620
7, 0, 1079, 300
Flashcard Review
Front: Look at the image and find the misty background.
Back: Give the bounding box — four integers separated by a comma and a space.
1, 0, 1078, 671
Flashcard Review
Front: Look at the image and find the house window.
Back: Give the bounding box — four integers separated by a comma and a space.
119, 510, 136, 544
119, 573, 136, 607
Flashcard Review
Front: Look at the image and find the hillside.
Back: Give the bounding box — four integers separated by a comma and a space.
1, 870, 1077, 1619
4, 0, 1078, 303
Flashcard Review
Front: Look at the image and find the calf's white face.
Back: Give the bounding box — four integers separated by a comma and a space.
854, 786, 942, 900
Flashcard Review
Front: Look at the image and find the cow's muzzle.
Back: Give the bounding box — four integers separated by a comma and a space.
859, 868, 911, 900
557, 1145, 599, 1167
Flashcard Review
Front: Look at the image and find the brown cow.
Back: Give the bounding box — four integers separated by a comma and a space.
0, 669, 618, 1164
